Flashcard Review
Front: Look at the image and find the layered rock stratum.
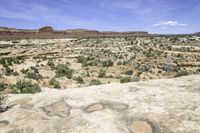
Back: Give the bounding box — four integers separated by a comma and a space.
0, 75, 200, 133
0, 26, 149, 39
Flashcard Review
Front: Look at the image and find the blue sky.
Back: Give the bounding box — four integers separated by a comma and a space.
0, 0, 199, 33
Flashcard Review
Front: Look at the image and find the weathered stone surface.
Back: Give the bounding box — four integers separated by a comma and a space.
0, 75, 200, 133
129, 120, 152, 133
0, 121, 9, 128
41, 100, 72, 118
85, 103, 105, 112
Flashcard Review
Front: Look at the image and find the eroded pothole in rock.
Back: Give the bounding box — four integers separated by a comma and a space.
108, 103, 129, 111
20, 104, 34, 110
129, 120, 153, 133
86, 103, 105, 112
42, 100, 72, 118
0, 120, 9, 128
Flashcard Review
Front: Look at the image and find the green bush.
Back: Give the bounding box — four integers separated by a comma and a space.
124, 70, 133, 75
30, 66, 39, 73
25, 71, 43, 80
55, 64, 73, 79
12, 71, 19, 76
4, 66, 13, 76
76, 77, 85, 84
0, 57, 25, 66
13, 80, 41, 94
77, 56, 98, 67
0, 93, 7, 111
98, 70, 106, 78
0, 58, 8, 68
0, 83, 7, 91
120, 77, 132, 83
174, 70, 189, 77
117, 61, 122, 65
89, 79, 102, 86
20, 69, 28, 74
49, 78, 61, 88
47, 60, 55, 69
77, 56, 87, 63
101, 59, 113, 67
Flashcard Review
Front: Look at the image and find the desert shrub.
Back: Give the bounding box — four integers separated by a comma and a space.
117, 61, 122, 65
0, 93, 7, 111
174, 70, 189, 77
12, 71, 19, 76
0, 57, 25, 68
196, 68, 200, 73
25, 71, 43, 80
55, 64, 73, 79
42, 56, 48, 61
12, 56, 25, 64
77, 56, 99, 67
49, 78, 60, 88
120, 77, 131, 83
101, 59, 113, 67
124, 70, 133, 75
13, 80, 41, 94
132, 76, 140, 82
0, 58, 8, 67
30, 66, 39, 73
47, 60, 55, 69
162, 63, 176, 72
76, 77, 85, 84
122, 60, 130, 65
77, 56, 87, 63
89, 79, 102, 86
0, 83, 7, 91
4, 66, 13, 76
20, 69, 28, 74
98, 70, 106, 78
6, 58, 13, 66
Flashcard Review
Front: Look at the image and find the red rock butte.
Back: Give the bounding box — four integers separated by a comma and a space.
0, 26, 149, 39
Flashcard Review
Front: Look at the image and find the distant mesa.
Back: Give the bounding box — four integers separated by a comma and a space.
0, 26, 150, 39
39, 26, 54, 33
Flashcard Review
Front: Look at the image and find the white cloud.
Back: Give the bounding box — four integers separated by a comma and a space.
153, 21, 187, 27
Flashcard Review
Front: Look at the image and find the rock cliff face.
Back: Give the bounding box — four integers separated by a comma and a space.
0, 26, 149, 39
0, 75, 200, 133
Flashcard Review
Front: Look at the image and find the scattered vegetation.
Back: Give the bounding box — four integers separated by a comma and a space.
55, 64, 73, 79
89, 79, 102, 86
101, 59, 114, 67
47, 59, 55, 69
76, 77, 85, 84
25, 71, 43, 80
11, 79, 41, 94
124, 69, 133, 75
0, 93, 7, 111
120, 77, 132, 83
174, 70, 189, 77
49, 78, 61, 88
98, 70, 106, 78
0, 83, 7, 91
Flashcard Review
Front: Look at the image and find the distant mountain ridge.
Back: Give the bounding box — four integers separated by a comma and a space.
0, 26, 198, 39
194, 32, 200, 36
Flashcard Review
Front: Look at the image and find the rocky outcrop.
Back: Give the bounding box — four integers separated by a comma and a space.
0, 75, 200, 133
39, 26, 54, 33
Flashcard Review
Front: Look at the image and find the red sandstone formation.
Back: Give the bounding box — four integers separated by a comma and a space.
0, 26, 149, 39
39, 26, 54, 33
